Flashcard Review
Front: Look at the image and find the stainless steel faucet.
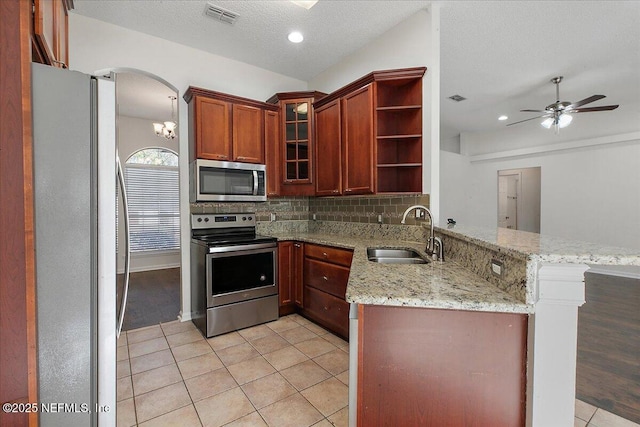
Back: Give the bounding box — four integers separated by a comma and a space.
400, 205, 444, 261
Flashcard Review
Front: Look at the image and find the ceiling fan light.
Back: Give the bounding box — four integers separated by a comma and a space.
541, 117, 554, 129
558, 113, 572, 128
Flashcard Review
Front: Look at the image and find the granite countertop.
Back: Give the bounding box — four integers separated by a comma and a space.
437, 225, 640, 267
264, 231, 530, 314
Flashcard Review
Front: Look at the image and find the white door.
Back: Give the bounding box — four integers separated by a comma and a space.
498, 174, 518, 229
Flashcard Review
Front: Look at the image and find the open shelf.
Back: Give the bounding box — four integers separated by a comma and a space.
377, 165, 422, 194
374, 75, 424, 194
376, 79, 422, 107
377, 137, 421, 165
376, 108, 421, 136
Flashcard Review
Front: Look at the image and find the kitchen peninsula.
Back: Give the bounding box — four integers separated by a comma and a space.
259, 218, 640, 426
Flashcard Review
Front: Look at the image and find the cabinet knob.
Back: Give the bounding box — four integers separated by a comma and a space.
237, 156, 247, 160
294, 243, 301, 248
322, 252, 328, 258
218, 155, 228, 160
324, 306, 328, 311
332, 190, 339, 193
323, 276, 328, 281
345, 189, 353, 192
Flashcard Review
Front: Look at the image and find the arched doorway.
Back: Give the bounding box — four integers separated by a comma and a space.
111, 70, 182, 330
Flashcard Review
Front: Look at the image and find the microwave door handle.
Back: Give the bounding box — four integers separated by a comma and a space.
253, 170, 259, 196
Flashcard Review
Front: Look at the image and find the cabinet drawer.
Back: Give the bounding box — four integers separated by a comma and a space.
304, 244, 353, 267
304, 285, 349, 339
304, 258, 349, 299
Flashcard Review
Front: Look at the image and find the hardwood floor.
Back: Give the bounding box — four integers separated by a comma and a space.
576, 271, 640, 423
122, 268, 181, 331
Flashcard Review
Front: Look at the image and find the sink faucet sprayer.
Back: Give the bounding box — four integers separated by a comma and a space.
400, 205, 444, 261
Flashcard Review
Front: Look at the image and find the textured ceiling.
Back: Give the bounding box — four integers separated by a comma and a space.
72, 1, 640, 143
72, 0, 430, 81
439, 1, 640, 142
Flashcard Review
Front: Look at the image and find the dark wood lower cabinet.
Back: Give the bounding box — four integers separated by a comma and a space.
277, 241, 352, 339
303, 285, 350, 339
358, 304, 528, 427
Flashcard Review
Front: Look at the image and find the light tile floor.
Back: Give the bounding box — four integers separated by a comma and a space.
118, 314, 639, 427
575, 399, 640, 427
117, 314, 349, 427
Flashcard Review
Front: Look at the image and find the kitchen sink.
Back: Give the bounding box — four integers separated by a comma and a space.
367, 247, 429, 264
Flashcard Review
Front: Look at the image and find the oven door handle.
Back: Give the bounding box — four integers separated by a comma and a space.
207, 242, 276, 254
253, 170, 259, 196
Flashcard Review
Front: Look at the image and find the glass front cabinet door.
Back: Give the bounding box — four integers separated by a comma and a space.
266, 92, 325, 196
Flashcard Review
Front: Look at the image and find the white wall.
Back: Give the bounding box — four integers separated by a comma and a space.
69, 13, 307, 321
307, 7, 440, 222
441, 134, 640, 251
117, 115, 181, 272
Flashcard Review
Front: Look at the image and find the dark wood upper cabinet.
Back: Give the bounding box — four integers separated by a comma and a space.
232, 104, 264, 164
32, 0, 73, 68
314, 67, 426, 195
266, 91, 326, 196
193, 96, 231, 161
342, 84, 375, 195
314, 99, 342, 196
264, 109, 281, 197
185, 87, 277, 163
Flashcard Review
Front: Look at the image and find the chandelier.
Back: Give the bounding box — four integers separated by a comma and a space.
153, 96, 177, 140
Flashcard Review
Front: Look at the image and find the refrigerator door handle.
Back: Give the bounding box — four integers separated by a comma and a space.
116, 156, 131, 338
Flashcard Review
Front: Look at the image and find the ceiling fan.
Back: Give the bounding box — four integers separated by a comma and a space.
507, 76, 619, 131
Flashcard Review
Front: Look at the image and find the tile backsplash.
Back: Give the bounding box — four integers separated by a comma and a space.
309, 194, 430, 225
190, 193, 430, 226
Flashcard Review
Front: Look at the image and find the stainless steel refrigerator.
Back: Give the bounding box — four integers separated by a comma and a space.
32, 62, 130, 426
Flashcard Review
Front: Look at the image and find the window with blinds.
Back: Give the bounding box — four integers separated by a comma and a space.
124, 148, 179, 252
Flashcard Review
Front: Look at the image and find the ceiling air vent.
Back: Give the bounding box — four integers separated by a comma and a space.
205, 3, 240, 25
448, 94, 467, 102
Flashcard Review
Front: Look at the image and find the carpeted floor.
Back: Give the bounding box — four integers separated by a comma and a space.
122, 267, 181, 331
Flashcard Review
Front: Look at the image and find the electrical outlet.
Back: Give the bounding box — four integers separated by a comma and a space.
270, 213, 276, 222
415, 209, 425, 219
377, 214, 383, 224
312, 213, 317, 220
491, 259, 504, 277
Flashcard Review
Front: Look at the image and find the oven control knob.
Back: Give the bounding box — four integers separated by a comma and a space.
248, 216, 253, 221
242, 216, 247, 221
260, 274, 266, 282
204, 218, 209, 222
197, 218, 202, 222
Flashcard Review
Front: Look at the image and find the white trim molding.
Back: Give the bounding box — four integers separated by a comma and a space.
471, 131, 640, 163
527, 263, 589, 427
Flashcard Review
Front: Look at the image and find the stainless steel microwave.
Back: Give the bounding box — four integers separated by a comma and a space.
190, 159, 266, 202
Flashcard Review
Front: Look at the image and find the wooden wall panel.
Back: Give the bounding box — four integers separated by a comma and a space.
358, 305, 527, 427
0, 1, 38, 426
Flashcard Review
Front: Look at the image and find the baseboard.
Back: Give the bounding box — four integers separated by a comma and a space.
587, 265, 640, 280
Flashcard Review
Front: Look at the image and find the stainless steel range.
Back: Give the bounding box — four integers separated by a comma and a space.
190, 213, 278, 337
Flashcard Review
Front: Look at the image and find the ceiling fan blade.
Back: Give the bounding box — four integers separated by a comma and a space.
506, 115, 549, 126
566, 95, 606, 110
571, 105, 619, 113
520, 109, 547, 113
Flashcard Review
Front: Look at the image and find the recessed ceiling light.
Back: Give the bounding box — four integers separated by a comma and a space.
290, 0, 318, 9
498, 115, 508, 121
448, 94, 466, 102
288, 31, 304, 43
